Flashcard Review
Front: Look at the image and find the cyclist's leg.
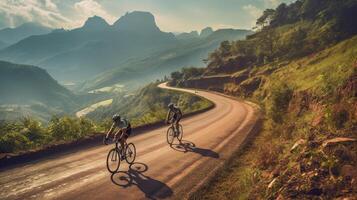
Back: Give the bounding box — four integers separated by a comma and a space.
120, 132, 129, 157
175, 117, 181, 133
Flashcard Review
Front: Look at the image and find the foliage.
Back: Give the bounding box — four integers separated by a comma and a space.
0, 116, 97, 153
169, 67, 205, 86
87, 83, 213, 127
267, 82, 293, 123
201, 0, 357, 75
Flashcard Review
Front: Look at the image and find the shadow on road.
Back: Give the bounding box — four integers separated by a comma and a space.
170, 140, 219, 158
111, 162, 173, 199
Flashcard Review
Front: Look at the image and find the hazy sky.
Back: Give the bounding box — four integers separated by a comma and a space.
0, 0, 294, 32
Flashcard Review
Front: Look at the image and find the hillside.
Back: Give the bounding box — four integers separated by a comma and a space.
81, 28, 253, 91
0, 22, 52, 45
0, 61, 78, 121
168, 0, 357, 199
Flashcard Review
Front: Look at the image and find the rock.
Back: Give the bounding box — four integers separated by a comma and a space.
291, 139, 306, 152
311, 114, 323, 126
270, 167, 281, 178
341, 165, 357, 179
276, 194, 285, 200
322, 137, 356, 148
306, 187, 322, 196
268, 178, 277, 189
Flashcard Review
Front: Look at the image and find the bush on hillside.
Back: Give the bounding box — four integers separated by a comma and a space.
268, 83, 293, 123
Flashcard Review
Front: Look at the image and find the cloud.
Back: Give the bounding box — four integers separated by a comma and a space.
243, 4, 263, 19
0, 0, 70, 29
73, 0, 116, 25
262, 0, 293, 8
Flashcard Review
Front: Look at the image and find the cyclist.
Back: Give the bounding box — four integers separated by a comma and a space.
104, 114, 132, 156
166, 103, 182, 135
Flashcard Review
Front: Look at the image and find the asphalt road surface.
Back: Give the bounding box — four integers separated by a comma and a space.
0, 83, 260, 200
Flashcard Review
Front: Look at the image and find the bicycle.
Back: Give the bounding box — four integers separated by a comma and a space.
166, 123, 183, 145
106, 137, 136, 173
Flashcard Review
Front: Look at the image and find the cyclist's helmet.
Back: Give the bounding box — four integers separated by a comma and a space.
112, 114, 121, 122
168, 103, 175, 109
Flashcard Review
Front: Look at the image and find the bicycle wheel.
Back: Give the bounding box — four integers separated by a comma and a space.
167, 127, 175, 145
177, 124, 183, 141
125, 143, 136, 164
107, 148, 120, 173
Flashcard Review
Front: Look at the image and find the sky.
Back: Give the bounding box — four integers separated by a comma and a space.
0, 0, 294, 32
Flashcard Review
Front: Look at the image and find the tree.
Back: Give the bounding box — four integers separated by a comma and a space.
256, 9, 275, 29
170, 71, 183, 80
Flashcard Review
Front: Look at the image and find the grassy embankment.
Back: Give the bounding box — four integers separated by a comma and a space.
191, 35, 357, 200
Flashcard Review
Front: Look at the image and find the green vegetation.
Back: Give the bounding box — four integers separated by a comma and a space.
0, 82, 213, 154
86, 83, 213, 127
176, 0, 357, 199
0, 116, 99, 153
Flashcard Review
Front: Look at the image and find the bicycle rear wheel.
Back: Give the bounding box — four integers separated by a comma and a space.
177, 124, 183, 141
167, 127, 175, 145
107, 148, 120, 173
125, 143, 136, 164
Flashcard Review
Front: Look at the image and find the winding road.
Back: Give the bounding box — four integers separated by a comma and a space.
0, 83, 260, 200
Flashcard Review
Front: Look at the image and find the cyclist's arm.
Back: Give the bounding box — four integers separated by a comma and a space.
165, 110, 171, 123
178, 109, 182, 118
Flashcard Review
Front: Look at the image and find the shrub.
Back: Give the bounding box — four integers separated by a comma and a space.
268, 82, 293, 123
0, 131, 30, 153
21, 117, 48, 143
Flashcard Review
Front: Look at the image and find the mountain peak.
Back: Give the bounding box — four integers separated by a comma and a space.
112, 11, 160, 33
200, 27, 214, 37
82, 16, 109, 30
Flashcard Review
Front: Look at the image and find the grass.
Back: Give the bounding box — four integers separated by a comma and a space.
270, 36, 357, 93
192, 35, 357, 200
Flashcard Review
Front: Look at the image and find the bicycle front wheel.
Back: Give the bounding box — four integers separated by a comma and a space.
107, 148, 120, 173
125, 143, 136, 164
167, 127, 175, 145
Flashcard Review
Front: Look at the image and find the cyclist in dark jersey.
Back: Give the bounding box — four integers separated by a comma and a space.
166, 103, 182, 134
104, 114, 132, 155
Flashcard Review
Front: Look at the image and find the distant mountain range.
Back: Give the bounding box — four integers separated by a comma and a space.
0, 22, 52, 48
82, 28, 253, 91
0, 11, 253, 91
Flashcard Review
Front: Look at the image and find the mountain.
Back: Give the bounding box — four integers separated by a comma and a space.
0, 40, 7, 49
0, 61, 77, 121
0, 22, 52, 45
81, 28, 253, 91
81, 15, 110, 31
0, 11, 252, 91
0, 12, 177, 82
113, 11, 160, 33
200, 27, 214, 38
176, 31, 199, 40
